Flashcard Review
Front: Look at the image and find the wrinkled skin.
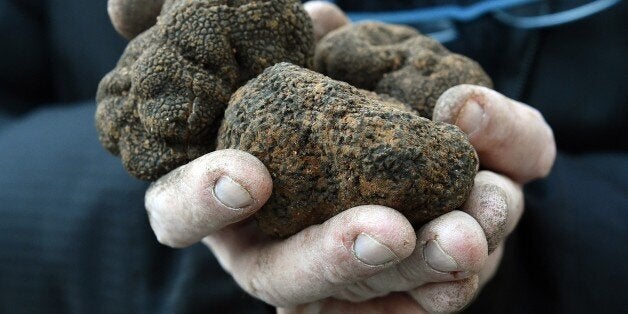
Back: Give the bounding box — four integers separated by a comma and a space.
217, 63, 478, 237
315, 22, 493, 118
96, 0, 314, 180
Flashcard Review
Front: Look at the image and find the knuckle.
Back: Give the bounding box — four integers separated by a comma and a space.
338, 281, 387, 302
321, 262, 356, 286
336, 289, 367, 302
240, 272, 264, 298
318, 226, 374, 286
153, 229, 186, 248
236, 266, 290, 307
394, 256, 426, 286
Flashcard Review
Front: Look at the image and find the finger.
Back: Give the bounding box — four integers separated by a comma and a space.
356, 211, 488, 296
408, 275, 480, 313
108, 0, 165, 39
204, 205, 417, 307
303, 1, 350, 42
433, 84, 556, 184
279, 292, 426, 314
462, 170, 524, 253
145, 149, 272, 248
478, 244, 504, 290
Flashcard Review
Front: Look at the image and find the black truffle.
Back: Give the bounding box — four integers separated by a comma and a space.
217, 63, 479, 237
96, 0, 314, 180
314, 22, 492, 118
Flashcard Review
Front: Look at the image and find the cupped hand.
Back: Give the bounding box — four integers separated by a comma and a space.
144, 84, 555, 311
138, 1, 555, 313
144, 144, 546, 313
144, 149, 513, 313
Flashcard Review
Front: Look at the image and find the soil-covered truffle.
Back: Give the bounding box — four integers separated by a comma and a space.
217, 63, 479, 237
96, 0, 314, 180
314, 22, 492, 118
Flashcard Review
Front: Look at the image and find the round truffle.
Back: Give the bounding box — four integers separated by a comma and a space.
314, 22, 493, 118
96, 0, 314, 180
217, 63, 479, 237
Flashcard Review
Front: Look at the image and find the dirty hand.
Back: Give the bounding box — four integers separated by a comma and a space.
144, 82, 555, 313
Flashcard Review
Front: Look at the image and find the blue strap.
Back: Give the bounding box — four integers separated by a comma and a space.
493, 0, 622, 29
319, 0, 622, 28
342, 0, 541, 23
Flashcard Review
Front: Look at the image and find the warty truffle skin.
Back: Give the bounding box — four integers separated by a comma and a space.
314, 22, 493, 118
217, 63, 479, 238
96, 0, 314, 180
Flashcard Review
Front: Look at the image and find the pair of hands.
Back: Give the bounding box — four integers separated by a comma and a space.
110, 1, 556, 312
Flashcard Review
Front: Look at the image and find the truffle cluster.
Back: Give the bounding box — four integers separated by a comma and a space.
97, 5, 492, 237
315, 22, 492, 118
96, 0, 314, 180
217, 63, 479, 237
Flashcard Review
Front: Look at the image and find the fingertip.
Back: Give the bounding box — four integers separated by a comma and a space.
475, 171, 524, 236
464, 171, 510, 253
340, 205, 417, 266
224, 205, 417, 306
434, 85, 557, 184
303, 1, 350, 41
199, 149, 273, 210
145, 149, 272, 248
366, 211, 487, 292
410, 275, 480, 313
418, 211, 488, 275
309, 205, 416, 273
534, 128, 557, 179
433, 84, 485, 124
300, 206, 417, 301
108, 0, 164, 39
184, 149, 273, 224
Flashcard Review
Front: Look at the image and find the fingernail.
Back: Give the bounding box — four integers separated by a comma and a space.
424, 239, 459, 272
353, 233, 397, 266
213, 176, 253, 209
455, 100, 484, 135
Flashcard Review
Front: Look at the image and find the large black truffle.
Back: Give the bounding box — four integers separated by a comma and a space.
314, 22, 492, 118
96, 0, 314, 180
217, 63, 479, 237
